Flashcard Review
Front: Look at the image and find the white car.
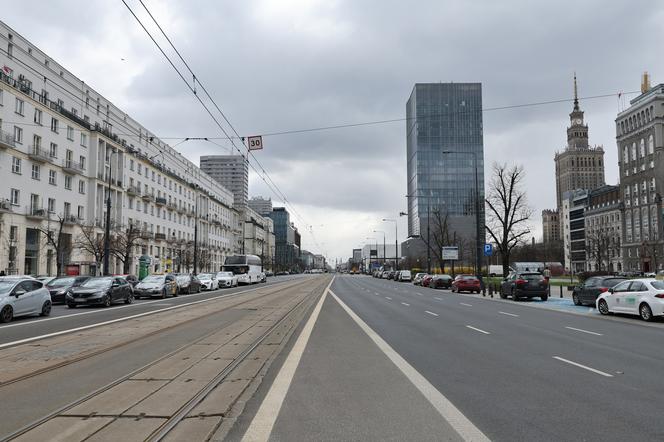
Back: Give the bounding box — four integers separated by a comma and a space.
0, 277, 52, 323
597, 278, 664, 321
198, 273, 218, 291
216, 271, 238, 288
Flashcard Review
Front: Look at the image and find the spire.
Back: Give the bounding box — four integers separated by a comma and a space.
573, 72, 579, 111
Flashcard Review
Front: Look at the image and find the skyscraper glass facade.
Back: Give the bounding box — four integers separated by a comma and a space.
406, 83, 485, 239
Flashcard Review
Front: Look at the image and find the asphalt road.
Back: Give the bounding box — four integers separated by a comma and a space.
251, 275, 664, 441
0, 275, 304, 347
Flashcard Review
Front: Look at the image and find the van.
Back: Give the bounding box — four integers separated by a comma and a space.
399, 270, 412, 282
489, 265, 513, 277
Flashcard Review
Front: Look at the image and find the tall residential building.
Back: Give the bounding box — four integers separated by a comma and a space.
554, 76, 606, 210
541, 209, 560, 244
561, 189, 588, 272
200, 155, 249, 208
585, 185, 622, 272
0, 21, 239, 276
248, 196, 272, 215
616, 74, 664, 272
405, 83, 485, 242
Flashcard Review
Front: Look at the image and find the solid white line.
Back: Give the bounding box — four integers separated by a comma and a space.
565, 326, 603, 336
329, 290, 489, 442
466, 325, 490, 335
553, 356, 613, 377
460, 302, 473, 307
0, 280, 295, 350
425, 310, 439, 317
385, 297, 392, 300
401, 302, 410, 306
498, 311, 519, 317
242, 277, 333, 441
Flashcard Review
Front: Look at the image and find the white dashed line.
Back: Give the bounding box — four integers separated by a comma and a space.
466, 325, 490, 335
434, 297, 443, 301
460, 302, 473, 307
565, 326, 603, 336
416, 293, 423, 296
401, 302, 410, 306
374, 292, 380, 296
385, 297, 392, 300
425, 310, 439, 317
498, 311, 519, 317
553, 356, 613, 377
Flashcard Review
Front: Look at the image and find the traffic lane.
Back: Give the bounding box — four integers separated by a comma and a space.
333, 276, 664, 441
0, 276, 304, 345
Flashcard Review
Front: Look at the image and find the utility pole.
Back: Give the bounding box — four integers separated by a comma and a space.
193, 188, 199, 275
382, 219, 398, 270
103, 150, 115, 276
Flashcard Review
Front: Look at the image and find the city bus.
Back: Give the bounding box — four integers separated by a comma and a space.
222, 254, 265, 285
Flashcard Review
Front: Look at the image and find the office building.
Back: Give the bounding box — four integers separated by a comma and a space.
561, 189, 588, 273
200, 155, 249, 208
248, 196, 272, 215
266, 207, 300, 271
242, 206, 275, 269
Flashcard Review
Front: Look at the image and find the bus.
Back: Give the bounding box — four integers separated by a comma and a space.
223, 254, 265, 285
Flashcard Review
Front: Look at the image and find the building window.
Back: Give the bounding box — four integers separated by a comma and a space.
130, 159, 134, 171
11, 157, 21, 174
49, 142, 58, 158
80, 155, 86, 170
34, 108, 42, 125
78, 180, 85, 194
14, 98, 24, 115
67, 126, 74, 140
51, 117, 59, 133
10, 188, 19, 205
13, 126, 22, 144
49, 170, 57, 185
64, 175, 72, 190
77, 205, 84, 219
48, 198, 55, 213
80, 133, 87, 147
31, 164, 40, 180
649, 135, 655, 154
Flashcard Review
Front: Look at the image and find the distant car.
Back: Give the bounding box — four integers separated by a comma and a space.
421, 275, 434, 287
197, 273, 218, 291
398, 270, 412, 282
265, 271, 274, 277
36, 275, 57, 285
500, 272, 548, 301
46, 276, 92, 304
412, 273, 427, 285
216, 271, 239, 288
387, 271, 397, 280
597, 278, 664, 321
572, 276, 627, 306
430, 275, 453, 289
176, 274, 201, 294
452, 275, 482, 294
134, 274, 179, 298
0, 278, 52, 323
276, 271, 288, 276
67, 276, 134, 308
116, 274, 139, 287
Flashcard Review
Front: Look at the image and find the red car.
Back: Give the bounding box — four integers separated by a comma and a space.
421, 275, 434, 287
451, 275, 481, 294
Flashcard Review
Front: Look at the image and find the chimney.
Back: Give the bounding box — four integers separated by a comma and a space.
641, 71, 651, 94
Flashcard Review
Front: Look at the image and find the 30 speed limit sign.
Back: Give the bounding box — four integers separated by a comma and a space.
247, 135, 263, 151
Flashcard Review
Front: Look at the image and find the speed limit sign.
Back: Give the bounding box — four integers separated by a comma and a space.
247, 135, 263, 151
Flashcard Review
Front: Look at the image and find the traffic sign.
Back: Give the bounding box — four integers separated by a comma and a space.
247, 135, 263, 151
484, 244, 493, 257
442, 246, 459, 260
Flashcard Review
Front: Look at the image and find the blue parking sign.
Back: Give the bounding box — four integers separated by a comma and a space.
484, 244, 493, 256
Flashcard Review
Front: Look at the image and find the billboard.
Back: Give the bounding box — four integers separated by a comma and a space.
442, 246, 459, 260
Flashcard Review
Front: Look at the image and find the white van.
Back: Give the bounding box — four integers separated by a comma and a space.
399, 270, 412, 282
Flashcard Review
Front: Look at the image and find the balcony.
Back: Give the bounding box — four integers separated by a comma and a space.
0, 130, 15, 150
141, 193, 154, 203
140, 230, 154, 240
25, 206, 47, 220
62, 160, 84, 175
28, 146, 51, 163
167, 202, 178, 211
155, 197, 167, 206
176, 206, 186, 214
126, 186, 140, 197
155, 232, 167, 241
63, 214, 80, 225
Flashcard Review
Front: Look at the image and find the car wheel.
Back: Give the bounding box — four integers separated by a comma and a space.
598, 299, 610, 315
67, 303, 76, 309
512, 290, 519, 301
125, 293, 134, 304
0, 306, 13, 323
499, 287, 507, 299
103, 295, 112, 308
162, 289, 167, 299
541, 293, 548, 302
639, 303, 654, 322
174, 288, 179, 297
40, 301, 52, 316
572, 292, 581, 306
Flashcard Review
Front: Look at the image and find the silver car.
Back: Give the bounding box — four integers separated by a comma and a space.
0, 277, 52, 323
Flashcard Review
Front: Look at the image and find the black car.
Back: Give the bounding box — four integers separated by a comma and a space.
500, 272, 549, 301
175, 274, 201, 294
46, 276, 91, 303
66, 276, 134, 308
572, 276, 627, 306
430, 275, 453, 289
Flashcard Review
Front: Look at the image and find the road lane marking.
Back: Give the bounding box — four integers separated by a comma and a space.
385, 297, 392, 300
553, 356, 613, 377
425, 311, 439, 317
460, 303, 473, 307
434, 297, 443, 301
565, 326, 603, 336
242, 277, 333, 441
329, 290, 490, 442
401, 302, 410, 306
374, 292, 380, 296
416, 293, 423, 296
466, 325, 490, 335
498, 311, 519, 317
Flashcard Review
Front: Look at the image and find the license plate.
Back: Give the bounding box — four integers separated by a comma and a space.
75, 298, 87, 302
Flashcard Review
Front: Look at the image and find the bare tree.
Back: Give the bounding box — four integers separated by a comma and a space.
37, 215, 68, 276
585, 229, 614, 272
74, 224, 108, 275
113, 224, 143, 274
485, 163, 533, 277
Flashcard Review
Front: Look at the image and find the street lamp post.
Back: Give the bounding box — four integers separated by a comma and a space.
103, 149, 117, 276
373, 230, 386, 267
382, 219, 398, 270
193, 188, 199, 275
366, 236, 376, 272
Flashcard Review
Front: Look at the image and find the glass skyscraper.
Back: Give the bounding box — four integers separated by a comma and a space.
406, 83, 485, 241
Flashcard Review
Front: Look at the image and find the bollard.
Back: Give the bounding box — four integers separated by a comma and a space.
559, 285, 563, 298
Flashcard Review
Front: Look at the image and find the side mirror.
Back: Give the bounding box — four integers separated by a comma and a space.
608, 288, 614, 294
14, 289, 26, 297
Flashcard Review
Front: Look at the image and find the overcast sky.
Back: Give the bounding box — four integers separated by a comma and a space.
5, 0, 664, 263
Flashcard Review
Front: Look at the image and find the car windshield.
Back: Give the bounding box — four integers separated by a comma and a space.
650, 281, 664, 290
217, 272, 233, 278
142, 276, 165, 283
80, 278, 113, 288
198, 274, 212, 280
521, 274, 544, 281
176, 276, 189, 281
0, 280, 18, 295
47, 277, 76, 287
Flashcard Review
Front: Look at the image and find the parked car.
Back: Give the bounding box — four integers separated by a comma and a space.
216, 271, 239, 288
198, 273, 219, 290
134, 274, 179, 298
412, 273, 427, 285
175, 274, 201, 294
387, 271, 397, 280
0, 277, 51, 323
116, 274, 139, 287
265, 270, 274, 277
421, 275, 434, 287
572, 276, 627, 306
36, 275, 57, 285
381, 271, 390, 279
452, 275, 482, 294
430, 275, 453, 289
67, 276, 134, 308
500, 272, 548, 301
46, 276, 92, 304
398, 270, 412, 282
597, 278, 664, 321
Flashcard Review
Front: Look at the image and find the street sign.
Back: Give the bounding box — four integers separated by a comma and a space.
370, 249, 377, 257
247, 135, 263, 151
442, 246, 459, 260
484, 243, 493, 257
